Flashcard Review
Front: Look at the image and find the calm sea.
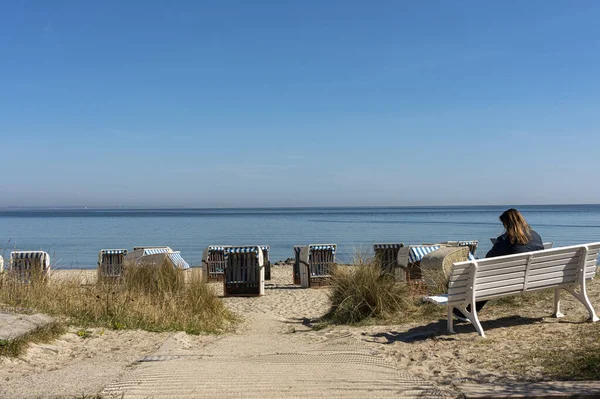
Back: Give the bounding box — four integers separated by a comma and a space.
1, 205, 600, 269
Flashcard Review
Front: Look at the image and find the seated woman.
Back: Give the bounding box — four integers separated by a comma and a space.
454, 208, 544, 320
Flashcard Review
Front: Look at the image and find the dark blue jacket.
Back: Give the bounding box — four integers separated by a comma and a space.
486, 230, 544, 258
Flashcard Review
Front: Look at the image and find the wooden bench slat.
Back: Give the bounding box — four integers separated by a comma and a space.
529, 256, 580, 270
529, 263, 578, 276
528, 269, 577, 283
475, 277, 525, 291
476, 271, 525, 285
475, 283, 525, 298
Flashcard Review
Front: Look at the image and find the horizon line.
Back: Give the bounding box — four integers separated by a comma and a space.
1, 203, 599, 211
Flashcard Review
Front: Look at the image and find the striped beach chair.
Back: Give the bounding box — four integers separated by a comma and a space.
224, 246, 265, 296
398, 245, 476, 282
97, 249, 128, 280
201, 246, 229, 282
125, 246, 173, 267
373, 243, 404, 275
298, 244, 337, 288
438, 240, 479, 256
9, 251, 51, 283
260, 245, 271, 281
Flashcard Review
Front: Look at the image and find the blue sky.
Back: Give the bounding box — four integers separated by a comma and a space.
1, 1, 599, 207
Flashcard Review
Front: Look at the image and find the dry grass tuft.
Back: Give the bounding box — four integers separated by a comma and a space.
0, 264, 235, 335
323, 255, 443, 325
0, 321, 65, 357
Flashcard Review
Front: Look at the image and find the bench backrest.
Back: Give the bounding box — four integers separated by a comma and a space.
447, 243, 600, 305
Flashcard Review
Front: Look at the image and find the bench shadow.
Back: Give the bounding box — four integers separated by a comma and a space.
368, 315, 546, 343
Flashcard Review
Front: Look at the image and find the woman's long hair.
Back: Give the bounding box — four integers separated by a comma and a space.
500, 208, 532, 245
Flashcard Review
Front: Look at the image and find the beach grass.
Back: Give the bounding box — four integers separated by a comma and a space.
0, 321, 65, 357
322, 256, 444, 325
0, 262, 236, 335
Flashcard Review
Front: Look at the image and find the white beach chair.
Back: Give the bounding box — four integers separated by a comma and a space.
125, 246, 173, 267
97, 249, 128, 280
9, 251, 51, 282
201, 246, 229, 282
298, 244, 337, 288
0, 256, 4, 273
224, 246, 264, 296
373, 243, 404, 275
138, 251, 190, 270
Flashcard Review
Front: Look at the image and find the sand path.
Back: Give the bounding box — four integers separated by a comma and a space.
100, 268, 453, 398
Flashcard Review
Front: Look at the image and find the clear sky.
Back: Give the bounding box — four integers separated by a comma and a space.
1, 1, 599, 208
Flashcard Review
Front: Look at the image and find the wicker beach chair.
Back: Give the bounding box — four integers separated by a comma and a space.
201, 246, 229, 282
138, 251, 190, 270
97, 249, 128, 280
9, 251, 51, 283
420, 246, 470, 295
224, 246, 265, 296
297, 244, 337, 288
398, 245, 476, 283
373, 243, 404, 275
125, 247, 173, 267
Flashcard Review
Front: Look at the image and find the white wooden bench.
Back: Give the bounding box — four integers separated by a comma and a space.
426, 242, 600, 337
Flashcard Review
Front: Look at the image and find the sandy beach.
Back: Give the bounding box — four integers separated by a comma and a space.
1, 264, 600, 397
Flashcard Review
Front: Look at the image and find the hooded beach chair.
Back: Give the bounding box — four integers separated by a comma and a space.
201, 246, 229, 282
224, 246, 265, 296
137, 251, 191, 270
9, 251, 51, 282
125, 246, 173, 267
297, 244, 336, 288
373, 243, 405, 275
97, 249, 128, 280
398, 245, 477, 282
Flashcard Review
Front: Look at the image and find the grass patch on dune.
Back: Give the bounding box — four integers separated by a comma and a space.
321, 259, 444, 326
0, 322, 65, 357
513, 323, 600, 381
0, 263, 236, 335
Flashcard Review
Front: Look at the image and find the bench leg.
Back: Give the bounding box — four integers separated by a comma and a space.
564, 285, 599, 322
469, 307, 485, 338
552, 288, 564, 318
447, 306, 455, 334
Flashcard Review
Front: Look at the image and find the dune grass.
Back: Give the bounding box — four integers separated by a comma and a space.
0, 262, 235, 335
322, 255, 443, 325
0, 321, 65, 357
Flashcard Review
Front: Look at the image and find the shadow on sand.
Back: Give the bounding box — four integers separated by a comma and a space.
366, 315, 547, 343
